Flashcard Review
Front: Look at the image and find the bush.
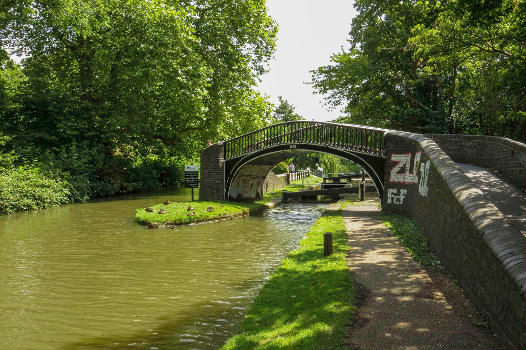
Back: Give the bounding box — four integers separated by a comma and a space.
272, 161, 289, 174
0, 165, 72, 214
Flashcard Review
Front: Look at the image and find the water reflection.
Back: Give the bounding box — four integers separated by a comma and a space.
0, 189, 326, 350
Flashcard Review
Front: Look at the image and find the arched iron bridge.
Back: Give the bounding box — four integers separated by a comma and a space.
222, 121, 389, 198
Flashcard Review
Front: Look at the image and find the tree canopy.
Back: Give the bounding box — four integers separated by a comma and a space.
272, 96, 302, 123
0, 0, 277, 196
312, 0, 525, 142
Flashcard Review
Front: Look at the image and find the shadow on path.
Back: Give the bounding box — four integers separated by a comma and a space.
343, 201, 506, 350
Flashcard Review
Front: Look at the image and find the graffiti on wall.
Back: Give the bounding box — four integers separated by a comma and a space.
228, 165, 272, 200
387, 188, 407, 205
419, 160, 430, 197
387, 151, 431, 203
229, 177, 263, 200
389, 151, 421, 184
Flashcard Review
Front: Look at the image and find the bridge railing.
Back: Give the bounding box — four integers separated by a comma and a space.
224, 121, 387, 160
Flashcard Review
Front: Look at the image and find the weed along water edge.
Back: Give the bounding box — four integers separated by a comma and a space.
0, 188, 328, 350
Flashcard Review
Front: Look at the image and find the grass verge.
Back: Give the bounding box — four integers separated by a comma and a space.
220, 206, 354, 350
135, 200, 265, 226
381, 213, 441, 268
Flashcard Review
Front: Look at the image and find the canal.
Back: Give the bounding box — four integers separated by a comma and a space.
0, 188, 326, 350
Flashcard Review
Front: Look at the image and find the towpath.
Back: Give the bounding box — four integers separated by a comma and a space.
343, 200, 506, 350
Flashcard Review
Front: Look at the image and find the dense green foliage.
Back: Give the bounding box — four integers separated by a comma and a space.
220, 206, 354, 350
312, 0, 525, 141
0, 0, 277, 208
291, 153, 361, 177
271, 161, 289, 174
382, 214, 441, 268
0, 165, 72, 214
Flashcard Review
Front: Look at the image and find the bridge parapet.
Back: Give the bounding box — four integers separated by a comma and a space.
427, 134, 526, 190
224, 121, 387, 160
383, 131, 526, 349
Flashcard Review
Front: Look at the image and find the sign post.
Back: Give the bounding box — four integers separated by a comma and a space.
184, 165, 199, 201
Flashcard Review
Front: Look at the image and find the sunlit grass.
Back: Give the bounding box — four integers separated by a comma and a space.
220, 207, 354, 350
135, 200, 264, 226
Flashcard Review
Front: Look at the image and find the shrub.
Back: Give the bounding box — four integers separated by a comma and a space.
272, 161, 289, 174
0, 165, 72, 214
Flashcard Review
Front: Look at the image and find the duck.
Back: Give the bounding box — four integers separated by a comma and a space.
157, 208, 167, 214
206, 206, 215, 212
163, 200, 172, 205
187, 206, 194, 211
220, 203, 225, 207
145, 207, 154, 212
147, 222, 160, 229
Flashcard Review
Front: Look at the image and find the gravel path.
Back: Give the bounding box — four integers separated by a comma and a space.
343, 201, 505, 350
457, 163, 526, 238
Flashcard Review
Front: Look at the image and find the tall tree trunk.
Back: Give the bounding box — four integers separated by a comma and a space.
447, 65, 458, 133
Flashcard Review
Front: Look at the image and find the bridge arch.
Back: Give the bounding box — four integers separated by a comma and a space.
200, 121, 389, 201
225, 143, 385, 200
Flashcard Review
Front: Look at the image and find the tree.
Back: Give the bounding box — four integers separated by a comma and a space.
0, 0, 277, 195
273, 96, 302, 122
409, 0, 525, 139
311, 0, 525, 141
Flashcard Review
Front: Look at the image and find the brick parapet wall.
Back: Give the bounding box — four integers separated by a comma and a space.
427, 134, 526, 189
383, 131, 526, 349
199, 142, 225, 201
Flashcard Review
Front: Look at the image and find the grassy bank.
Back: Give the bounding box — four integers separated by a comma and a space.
136, 175, 323, 227
135, 200, 265, 227
220, 204, 354, 350
381, 213, 441, 268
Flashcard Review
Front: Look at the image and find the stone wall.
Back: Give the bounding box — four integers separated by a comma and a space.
263, 171, 289, 193
383, 132, 526, 349
427, 134, 526, 190
199, 142, 225, 201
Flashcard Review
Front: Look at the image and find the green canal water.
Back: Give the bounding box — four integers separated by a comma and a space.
0, 188, 326, 350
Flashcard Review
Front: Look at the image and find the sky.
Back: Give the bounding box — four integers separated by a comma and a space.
257, 0, 357, 122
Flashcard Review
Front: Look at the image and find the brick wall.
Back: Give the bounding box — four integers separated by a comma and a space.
199, 142, 225, 201
427, 134, 526, 190
383, 132, 526, 349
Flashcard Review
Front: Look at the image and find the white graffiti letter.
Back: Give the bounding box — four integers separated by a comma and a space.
419, 160, 430, 197
389, 152, 420, 184
387, 188, 397, 204
390, 153, 410, 183
398, 189, 407, 204
407, 151, 421, 184
387, 188, 408, 205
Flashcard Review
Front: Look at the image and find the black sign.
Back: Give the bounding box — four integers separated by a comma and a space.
184, 165, 199, 188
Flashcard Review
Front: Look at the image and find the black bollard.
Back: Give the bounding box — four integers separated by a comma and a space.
324, 233, 333, 256
359, 181, 365, 201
